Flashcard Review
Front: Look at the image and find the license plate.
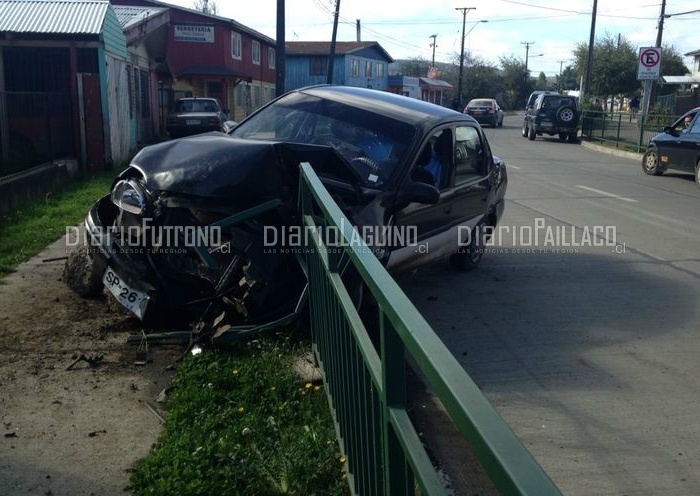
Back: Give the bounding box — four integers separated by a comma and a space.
102, 267, 149, 319
186, 119, 199, 125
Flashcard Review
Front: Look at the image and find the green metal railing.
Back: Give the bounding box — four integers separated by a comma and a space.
298, 162, 562, 495
581, 110, 680, 153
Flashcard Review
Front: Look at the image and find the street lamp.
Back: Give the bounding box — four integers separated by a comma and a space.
455, 6, 476, 110
465, 19, 487, 38
526, 53, 544, 73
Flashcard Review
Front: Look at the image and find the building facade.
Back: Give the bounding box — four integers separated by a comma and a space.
284, 41, 393, 92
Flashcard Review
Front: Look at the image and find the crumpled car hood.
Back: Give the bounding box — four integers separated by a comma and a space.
128, 134, 360, 207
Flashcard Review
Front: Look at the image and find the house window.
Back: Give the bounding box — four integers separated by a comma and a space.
268, 47, 275, 69
365, 61, 372, 78
231, 32, 242, 60
252, 40, 261, 65
309, 56, 328, 76
375, 63, 384, 78
351, 58, 360, 77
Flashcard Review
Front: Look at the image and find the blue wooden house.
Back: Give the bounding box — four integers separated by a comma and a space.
284, 41, 393, 91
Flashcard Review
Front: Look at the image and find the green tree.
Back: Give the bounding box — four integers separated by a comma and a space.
536, 72, 548, 90
557, 65, 579, 92
398, 57, 431, 78
573, 33, 637, 106
499, 55, 532, 110
660, 44, 690, 75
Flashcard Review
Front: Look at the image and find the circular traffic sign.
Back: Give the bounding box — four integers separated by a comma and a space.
641, 48, 660, 68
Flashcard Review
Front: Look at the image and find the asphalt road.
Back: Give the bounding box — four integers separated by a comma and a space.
400, 115, 700, 495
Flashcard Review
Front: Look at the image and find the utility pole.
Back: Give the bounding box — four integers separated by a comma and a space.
582, 0, 598, 100
557, 60, 565, 91
455, 7, 475, 111
521, 41, 534, 72
326, 0, 340, 85
642, 0, 666, 115
275, 0, 285, 97
429, 34, 437, 68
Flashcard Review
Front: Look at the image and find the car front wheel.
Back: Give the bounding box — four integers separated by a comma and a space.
521, 122, 528, 137
642, 149, 664, 176
695, 161, 700, 188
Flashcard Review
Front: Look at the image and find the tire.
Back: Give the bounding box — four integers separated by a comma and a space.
498, 117, 503, 127
521, 121, 528, 138
63, 243, 106, 298
695, 162, 700, 189
556, 106, 576, 124
558, 133, 567, 142
450, 223, 487, 271
527, 125, 536, 141
642, 149, 664, 176
568, 133, 579, 143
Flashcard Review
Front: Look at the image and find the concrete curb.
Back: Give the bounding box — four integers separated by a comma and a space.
579, 140, 643, 162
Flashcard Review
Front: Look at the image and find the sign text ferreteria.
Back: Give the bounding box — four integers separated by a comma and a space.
174, 25, 215, 43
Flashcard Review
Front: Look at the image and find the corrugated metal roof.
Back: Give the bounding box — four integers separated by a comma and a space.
662, 75, 700, 84
112, 5, 166, 30
0, 0, 109, 35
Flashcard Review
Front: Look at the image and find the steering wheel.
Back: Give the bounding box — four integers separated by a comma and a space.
350, 156, 380, 174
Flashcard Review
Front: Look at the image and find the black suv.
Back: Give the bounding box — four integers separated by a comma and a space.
522, 93, 580, 142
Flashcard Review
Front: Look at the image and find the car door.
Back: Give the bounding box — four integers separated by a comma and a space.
387, 128, 457, 270
659, 115, 700, 172
674, 115, 700, 171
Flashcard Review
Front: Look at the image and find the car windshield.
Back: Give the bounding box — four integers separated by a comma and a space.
176, 100, 219, 113
230, 91, 415, 187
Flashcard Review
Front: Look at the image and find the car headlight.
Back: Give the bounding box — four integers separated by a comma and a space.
110, 179, 148, 215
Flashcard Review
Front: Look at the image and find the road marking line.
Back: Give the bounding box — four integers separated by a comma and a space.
508, 165, 522, 170
576, 185, 637, 203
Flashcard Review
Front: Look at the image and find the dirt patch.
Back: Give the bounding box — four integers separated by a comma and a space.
0, 236, 184, 495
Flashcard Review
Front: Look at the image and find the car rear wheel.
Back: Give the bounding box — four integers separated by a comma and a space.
450, 222, 487, 271
528, 125, 536, 141
695, 161, 700, 188
642, 149, 664, 176
558, 133, 567, 142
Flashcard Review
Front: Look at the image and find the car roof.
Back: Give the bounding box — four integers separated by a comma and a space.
177, 97, 218, 101
297, 85, 475, 127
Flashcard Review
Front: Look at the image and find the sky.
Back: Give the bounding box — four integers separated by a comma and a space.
160, 0, 699, 78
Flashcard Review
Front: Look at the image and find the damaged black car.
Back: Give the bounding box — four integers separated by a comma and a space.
68, 85, 507, 333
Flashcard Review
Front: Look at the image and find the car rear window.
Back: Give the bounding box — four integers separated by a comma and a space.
542, 97, 576, 108
470, 100, 493, 107
176, 100, 219, 112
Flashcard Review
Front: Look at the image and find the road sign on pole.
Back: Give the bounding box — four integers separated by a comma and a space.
637, 47, 662, 80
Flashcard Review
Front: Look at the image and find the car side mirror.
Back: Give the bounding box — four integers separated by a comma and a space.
663, 125, 679, 136
398, 181, 440, 205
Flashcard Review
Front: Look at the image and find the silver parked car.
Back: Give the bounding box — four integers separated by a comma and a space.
463, 98, 504, 128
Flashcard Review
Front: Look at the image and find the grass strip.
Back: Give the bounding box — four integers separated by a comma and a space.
0, 171, 115, 278
127, 337, 348, 496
